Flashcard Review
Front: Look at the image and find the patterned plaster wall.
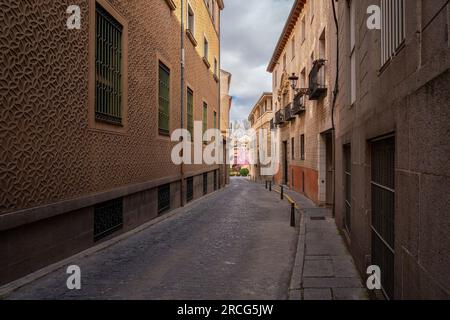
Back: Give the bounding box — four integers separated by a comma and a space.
0, 0, 221, 216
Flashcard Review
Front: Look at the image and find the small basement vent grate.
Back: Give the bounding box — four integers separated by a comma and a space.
310, 217, 326, 221
158, 184, 171, 214
94, 198, 123, 242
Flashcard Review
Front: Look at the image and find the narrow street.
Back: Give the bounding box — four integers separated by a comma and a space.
7, 178, 298, 300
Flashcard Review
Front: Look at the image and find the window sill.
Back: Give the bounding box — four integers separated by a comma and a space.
164, 0, 176, 11
378, 40, 406, 76
186, 29, 197, 47
159, 129, 170, 137
203, 57, 211, 69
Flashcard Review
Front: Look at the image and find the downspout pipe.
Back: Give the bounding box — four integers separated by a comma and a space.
218, 11, 222, 189
180, 0, 185, 206
331, 0, 339, 218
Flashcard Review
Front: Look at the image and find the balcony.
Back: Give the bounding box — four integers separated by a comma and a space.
284, 103, 295, 121
274, 110, 285, 125
270, 119, 275, 130
292, 93, 306, 115
309, 59, 327, 100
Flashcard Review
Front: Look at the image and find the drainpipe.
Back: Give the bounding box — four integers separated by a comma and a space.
331, 0, 339, 218
180, 0, 185, 206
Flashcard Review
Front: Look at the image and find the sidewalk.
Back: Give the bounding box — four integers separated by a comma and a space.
280, 187, 369, 300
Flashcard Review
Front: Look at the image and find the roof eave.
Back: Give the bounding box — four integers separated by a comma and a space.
267, 0, 305, 73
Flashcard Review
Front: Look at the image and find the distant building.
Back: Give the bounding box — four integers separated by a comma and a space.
220, 69, 232, 184
248, 93, 274, 181
267, 0, 336, 205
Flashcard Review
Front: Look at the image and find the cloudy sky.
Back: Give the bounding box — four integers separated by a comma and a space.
221, 0, 294, 121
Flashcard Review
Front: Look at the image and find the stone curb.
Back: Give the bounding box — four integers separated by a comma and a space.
288, 205, 306, 300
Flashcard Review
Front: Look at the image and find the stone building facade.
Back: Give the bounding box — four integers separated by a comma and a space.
0, 0, 225, 286
333, 0, 450, 299
267, 0, 336, 205
248, 93, 274, 182
220, 69, 232, 185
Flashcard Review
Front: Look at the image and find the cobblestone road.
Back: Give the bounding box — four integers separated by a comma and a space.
7, 178, 298, 300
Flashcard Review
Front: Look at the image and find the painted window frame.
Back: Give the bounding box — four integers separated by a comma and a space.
89, 0, 129, 134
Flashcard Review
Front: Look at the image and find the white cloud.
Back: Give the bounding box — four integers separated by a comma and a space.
221, 0, 293, 121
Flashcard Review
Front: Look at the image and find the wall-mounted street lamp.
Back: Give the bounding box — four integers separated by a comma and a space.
288, 73, 299, 91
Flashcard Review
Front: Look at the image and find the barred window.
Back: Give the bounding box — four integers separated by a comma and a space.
95, 4, 123, 125
300, 134, 305, 160
381, 0, 405, 66
159, 62, 170, 135
187, 88, 194, 140
203, 102, 208, 134
94, 198, 123, 242
344, 144, 352, 233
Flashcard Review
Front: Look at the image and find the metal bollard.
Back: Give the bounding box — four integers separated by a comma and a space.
281, 185, 284, 200
291, 202, 296, 227
269, 181, 272, 192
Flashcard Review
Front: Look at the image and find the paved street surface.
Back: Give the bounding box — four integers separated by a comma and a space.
7, 178, 298, 300
282, 188, 369, 300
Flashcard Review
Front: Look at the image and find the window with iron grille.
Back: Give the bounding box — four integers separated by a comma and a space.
187, 87, 194, 140
187, 177, 194, 202
371, 136, 395, 299
95, 4, 123, 125
344, 144, 352, 233
300, 134, 305, 160
381, 0, 405, 66
291, 137, 295, 160
94, 198, 123, 242
203, 102, 208, 135
203, 173, 208, 195
204, 37, 209, 61
214, 170, 218, 191
159, 62, 170, 135
158, 184, 171, 214
187, 4, 195, 33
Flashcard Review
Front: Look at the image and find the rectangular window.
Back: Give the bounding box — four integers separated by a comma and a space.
158, 184, 171, 214
94, 198, 123, 242
350, 0, 356, 104
381, 0, 405, 66
310, 0, 315, 22
95, 4, 123, 125
301, 68, 306, 88
291, 137, 295, 160
344, 144, 352, 232
204, 37, 209, 61
283, 53, 287, 71
203, 102, 208, 134
213, 111, 217, 129
291, 36, 295, 58
187, 87, 194, 140
371, 136, 395, 299
214, 58, 218, 77
187, 177, 194, 202
159, 62, 170, 135
214, 170, 218, 191
274, 70, 278, 87
187, 4, 195, 33
300, 134, 305, 160
301, 16, 306, 43
203, 173, 208, 195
